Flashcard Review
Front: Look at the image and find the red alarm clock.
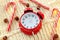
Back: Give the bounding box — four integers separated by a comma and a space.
19, 7, 44, 35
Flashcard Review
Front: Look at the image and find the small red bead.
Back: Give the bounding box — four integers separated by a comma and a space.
26, 3, 29, 7
53, 34, 59, 40
4, 18, 9, 23
15, 16, 19, 21
3, 36, 7, 40
37, 6, 40, 10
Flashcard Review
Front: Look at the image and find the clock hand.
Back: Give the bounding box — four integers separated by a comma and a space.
30, 0, 50, 10
5, 2, 16, 31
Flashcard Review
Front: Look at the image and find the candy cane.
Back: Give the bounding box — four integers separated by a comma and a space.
30, 0, 50, 10
50, 11, 60, 40
19, 0, 29, 7
5, 2, 16, 31
51, 8, 59, 17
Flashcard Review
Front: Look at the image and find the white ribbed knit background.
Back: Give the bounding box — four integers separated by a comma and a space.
0, 0, 60, 40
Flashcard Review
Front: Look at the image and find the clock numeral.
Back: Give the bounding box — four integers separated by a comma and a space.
27, 26, 28, 28
24, 24, 26, 26
36, 20, 38, 22
22, 21, 24, 23
25, 16, 27, 18
35, 23, 38, 26
32, 15, 34, 17
22, 18, 25, 20
28, 14, 30, 17
35, 16, 37, 19
30, 26, 32, 29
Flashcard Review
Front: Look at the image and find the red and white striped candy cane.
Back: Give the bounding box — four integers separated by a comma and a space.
5, 2, 16, 31
19, 0, 28, 6
30, 0, 50, 10
50, 11, 60, 40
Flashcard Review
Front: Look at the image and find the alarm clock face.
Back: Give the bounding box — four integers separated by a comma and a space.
21, 12, 40, 29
